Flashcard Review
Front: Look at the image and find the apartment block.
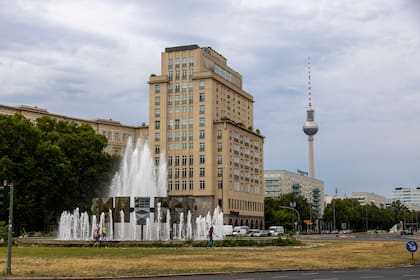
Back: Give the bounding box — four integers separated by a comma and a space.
148, 45, 265, 228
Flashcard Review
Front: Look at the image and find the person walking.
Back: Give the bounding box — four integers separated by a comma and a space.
93, 228, 101, 247
207, 226, 214, 248
101, 226, 107, 241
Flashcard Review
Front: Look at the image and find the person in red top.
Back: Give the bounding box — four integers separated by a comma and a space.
207, 226, 214, 248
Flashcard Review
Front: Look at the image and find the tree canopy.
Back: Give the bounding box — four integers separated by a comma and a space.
0, 114, 119, 232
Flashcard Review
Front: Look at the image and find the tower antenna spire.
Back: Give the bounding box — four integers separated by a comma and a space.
307, 56, 312, 108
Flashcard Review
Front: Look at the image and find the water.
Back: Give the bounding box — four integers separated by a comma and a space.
58, 137, 226, 241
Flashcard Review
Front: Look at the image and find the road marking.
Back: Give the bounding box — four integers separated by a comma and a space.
302, 272, 318, 275
360, 276, 384, 279
313, 278, 338, 280
271, 276, 289, 279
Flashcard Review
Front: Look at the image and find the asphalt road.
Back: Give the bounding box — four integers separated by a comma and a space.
127, 266, 420, 280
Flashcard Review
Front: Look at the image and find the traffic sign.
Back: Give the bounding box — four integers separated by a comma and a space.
406, 241, 418, 253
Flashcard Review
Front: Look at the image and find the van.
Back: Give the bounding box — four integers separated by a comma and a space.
268, 226, 284, 236
232, 226, 249, 236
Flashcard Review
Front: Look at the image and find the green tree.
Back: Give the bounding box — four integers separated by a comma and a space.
0, 114, 118, 231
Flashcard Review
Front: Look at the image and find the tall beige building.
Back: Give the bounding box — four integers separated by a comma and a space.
148, 45, 265, 228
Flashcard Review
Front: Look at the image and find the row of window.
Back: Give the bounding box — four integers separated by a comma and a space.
167, 180, 206, 191
155, 80, 205, 94
101, 130, 133, 142
167, 69, 193, 80
164, 154, 223, 165
167, 167, 224, 178
228, 199, 264, 212
168, 57, 194, 69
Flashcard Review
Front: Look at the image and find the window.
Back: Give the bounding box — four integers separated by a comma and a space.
199, 118, 205, 127
167, 131, 173, 142
217, 130, 222, 139
168, 156, 173, 166
217, 168, 223, 177
174, 131, 180, 141
217, 143, 222, 152
182, 57, 187, 67
189, 56, 194, 67
218, 180, 223, 189
189, 118, 193, 128
200, 155, 205, 164
189, 69, 193, 79
175, 119, 180, 129
200, 180, 205, 190
168, 168, 172, 178
168, 182, 173, 191
199, 92, 205, 102
199, 168, 205, 177
175, 181, 179, 190
217, 155, 222, 164
155, 84, 160, 93
199, 105, 205, 114
199, 80, 205, 89
155, 120, 160, 129
168, 58, 173, 69
181, 82, 187, 92
182, 180, 187, 190
182, 168, 187, 178
175, 58, 180, 68
175, 83, 180, 93
154, 108, 160, 117
175, 168, 179, 178
182, 155, 187, 165
182, 130, 187, 141
199, 142, 205, 152
189, 155, 193, 165
189, 81, 193, 91
189, 168, 193, 178
155, 157, 160, 166
175, 95, 180, 105
168, 95, 173, 105
154, 96, 160, 105
181, 119, 187, 128
182, 69, 187, 79
189, 93, 193, 103
189, 130, 193, 140
189, 180, 193, 190
182, 94, 187, 104
168, 83, 173, 93
155, 145, 160, 154
154, 133, 160, 141
175, 70, 180, 80
199, 130, 205, 139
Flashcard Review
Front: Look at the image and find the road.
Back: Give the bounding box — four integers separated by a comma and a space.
124, 266, 419, 280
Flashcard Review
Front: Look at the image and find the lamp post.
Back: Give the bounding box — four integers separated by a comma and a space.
3, 180, 13, 276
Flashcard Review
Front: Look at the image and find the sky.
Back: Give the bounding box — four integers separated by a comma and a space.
1, 0, 419, 198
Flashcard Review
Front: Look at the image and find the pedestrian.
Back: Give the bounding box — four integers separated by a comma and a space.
93, 228, 101, 247
101, 226, 107, 241
207, 226, 214, 248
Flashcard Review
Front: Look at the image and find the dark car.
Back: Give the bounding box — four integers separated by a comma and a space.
400, 229, 413, 235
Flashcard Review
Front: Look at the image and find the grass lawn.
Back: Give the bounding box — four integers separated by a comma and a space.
0, 240, 414, 278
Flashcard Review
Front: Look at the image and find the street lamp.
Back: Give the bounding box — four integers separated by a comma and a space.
280, 204, 300, 235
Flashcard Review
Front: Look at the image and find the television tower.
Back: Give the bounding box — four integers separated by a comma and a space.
303, 57, 318, 178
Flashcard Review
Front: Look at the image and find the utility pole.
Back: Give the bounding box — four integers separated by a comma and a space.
3, 180, 13, 276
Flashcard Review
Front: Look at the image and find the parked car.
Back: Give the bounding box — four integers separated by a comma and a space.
252, 229, 269, 237
232, 226, 250, 236
268, 226, 284, 236
401, 229, 413, 235
247, 229, 260, 237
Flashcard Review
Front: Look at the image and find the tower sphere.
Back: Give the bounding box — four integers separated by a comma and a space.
303, 121, 318, 136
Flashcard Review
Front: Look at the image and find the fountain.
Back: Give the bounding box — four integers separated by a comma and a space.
58, 137, 227, 241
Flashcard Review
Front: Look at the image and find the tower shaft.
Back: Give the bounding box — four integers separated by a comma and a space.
308, 136, 315, 177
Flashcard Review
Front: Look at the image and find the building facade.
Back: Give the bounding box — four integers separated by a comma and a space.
264, 170, 324, 216
148, 45, 265, 228
392, 187, 420, 211
351, 192, 387, 208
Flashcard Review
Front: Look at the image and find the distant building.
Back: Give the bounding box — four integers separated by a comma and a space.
392, 187, 420, 211
264, 170, 324, 216
0, 104, 148, 155
351, 192, 387, 208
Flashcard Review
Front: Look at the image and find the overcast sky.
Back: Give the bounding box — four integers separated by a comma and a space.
1, 0, 419, 198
